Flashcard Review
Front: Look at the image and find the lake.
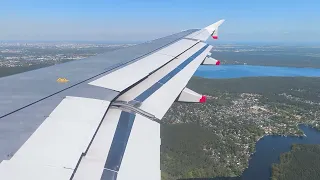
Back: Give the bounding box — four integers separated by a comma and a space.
241, 125, 320, 180
206, 125, 320, 180
195, 65, 320, 79
194, 65, 320, 180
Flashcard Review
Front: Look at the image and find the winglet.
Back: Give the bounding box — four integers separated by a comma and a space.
204, 19, 225, 33
205, 19, 225, 40
185, 19, 225, 41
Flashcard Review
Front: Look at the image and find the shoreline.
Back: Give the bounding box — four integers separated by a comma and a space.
234, 124, 320, 179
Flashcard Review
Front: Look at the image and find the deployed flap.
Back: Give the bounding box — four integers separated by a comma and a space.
177, 87, 206, 103
117, 114, 160, 180
0, 97, 110, 180
202, 56, 221, 65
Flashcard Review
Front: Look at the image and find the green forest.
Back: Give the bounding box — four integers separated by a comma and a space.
272, 144, 320, 180
161, 123, 234, 180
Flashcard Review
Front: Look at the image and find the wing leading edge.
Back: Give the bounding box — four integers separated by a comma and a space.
0, 20, 225, 180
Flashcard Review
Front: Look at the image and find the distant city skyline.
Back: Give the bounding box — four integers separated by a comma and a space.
1, 0, 320, 43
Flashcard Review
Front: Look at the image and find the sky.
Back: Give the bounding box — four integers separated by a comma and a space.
1, 0, 320, 43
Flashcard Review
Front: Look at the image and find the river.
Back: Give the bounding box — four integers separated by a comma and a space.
194, 65, 320, 180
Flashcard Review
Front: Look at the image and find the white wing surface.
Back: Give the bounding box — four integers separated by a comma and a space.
0, 20, 225, 180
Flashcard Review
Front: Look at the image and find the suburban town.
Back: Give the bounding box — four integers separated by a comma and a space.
0, 42, 131, 67
161, 77, 320, 179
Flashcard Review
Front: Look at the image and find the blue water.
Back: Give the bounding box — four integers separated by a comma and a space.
193, 65, 320, 180
241, 125, 320, 180
208, 125, 320, 180
195, 65, 320, 79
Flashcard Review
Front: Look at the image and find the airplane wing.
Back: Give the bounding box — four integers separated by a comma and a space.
0, 20, 225, 180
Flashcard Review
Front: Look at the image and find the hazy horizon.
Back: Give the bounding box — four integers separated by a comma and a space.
1, 39, 320, 46
1, 0, 320, 43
